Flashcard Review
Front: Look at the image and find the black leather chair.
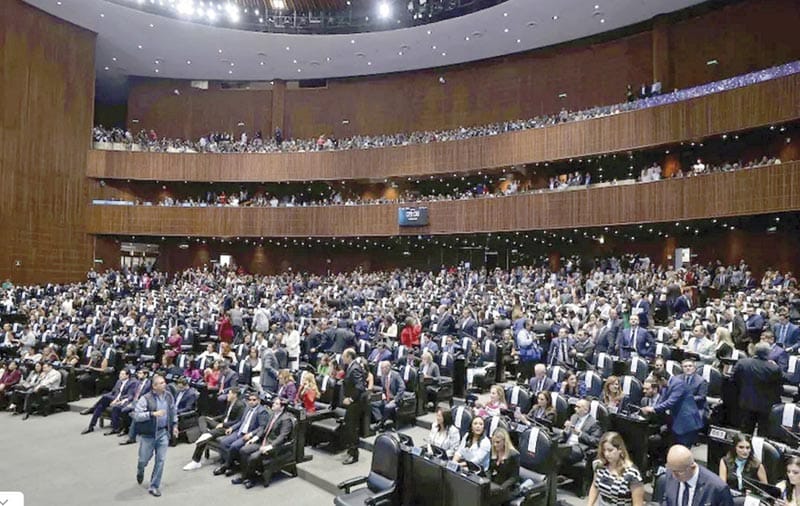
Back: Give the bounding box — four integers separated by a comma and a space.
509, 428, 558, 506
783, 355, 799, 399
663, 359, 682, 378
766, 403, 800, 447
393, 345, 410, 366
308, 384, 360, 452
483, 415, 509, 439
425, 352, 454, 409
547, 365, 567, 385
38, 369, 69, 415
550, 393, 570, 429
588, 400, 610, 432
251, 414, 300, 486
577, 371, 604, 399
593, 352, 614, 378
626, 356, 649, 383
655, 342, 673, 359
394, 364, 419, 427
751, 436, 785, 484
620, 375, 643, 406
505, 385, 532, 414
334, 433, 401, 506
452, 405, 474, 438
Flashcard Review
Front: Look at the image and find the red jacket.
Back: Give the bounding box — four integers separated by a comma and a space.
217, 317, 234, 343
400, 324, 421, 348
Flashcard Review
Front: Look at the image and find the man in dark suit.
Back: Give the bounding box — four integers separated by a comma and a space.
558, 398, 603, 465
760, 331, 790, 374
233, 397, 295, 488
371, 360, 406, 429
660, 445, 733, 506
436, 306, 456, 336
745, 309, 765, 346
594, 311, 621, 355
260, 344, 280, 394
678, 360, 708, 416
672, 291, 693, 319
81, 369, 137, 434
631, 293, 651, 327
732, 342, 783, 434
457, 308, 477, 338
774, 310, 800, 353
641, 370, 703, 448
213, 392, 269, 476
341, 348, 367, 465
617, 315, 655, 360
173, 377, 199, 414
529, 364, 557, 393
183, 387, 245, 470
727, 308, 748, 351
548, 327, 576, 367
118, 369, 152, 445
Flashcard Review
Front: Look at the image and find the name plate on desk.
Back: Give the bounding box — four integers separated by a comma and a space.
709, 428, 727, 439
411, 447, 423, 456
446, 461, 460, 473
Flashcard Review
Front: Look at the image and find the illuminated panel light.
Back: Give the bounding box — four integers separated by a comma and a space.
225, 3, 240, 22
176, 0, 194, 16
378, 2, 391, 19
271, 0, 286, 9
206, 8, 217, 21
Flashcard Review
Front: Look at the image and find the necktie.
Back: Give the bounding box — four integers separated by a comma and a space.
537, 379, 543, 392
262, 415, 277, 444
632, 329, 638, 350
680, 483, 691, 506
781, 325, 788, 344
384, 377, 391, 401
223, 403, 234, 423
114, 380, 127, 402
561, 340, 568, 363
240, 409, 254, 434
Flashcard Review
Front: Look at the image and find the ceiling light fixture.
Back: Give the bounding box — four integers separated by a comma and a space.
377, 2, 391, 19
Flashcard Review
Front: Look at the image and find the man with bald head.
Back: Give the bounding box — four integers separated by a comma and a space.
660, 445, 733, 506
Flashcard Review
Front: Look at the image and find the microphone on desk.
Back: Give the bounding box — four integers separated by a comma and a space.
742, 476, 781, 504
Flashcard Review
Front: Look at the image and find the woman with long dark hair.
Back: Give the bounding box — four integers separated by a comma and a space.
777, 456, 800, 506
587, 431, 644, 506
718, 433, 768, 492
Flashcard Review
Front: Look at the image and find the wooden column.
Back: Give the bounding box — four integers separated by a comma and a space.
652, 15, 672, 91
270, 79, 286, 137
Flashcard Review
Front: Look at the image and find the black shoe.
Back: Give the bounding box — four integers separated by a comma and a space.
212, 466, 228, 476
81, 427, 95, 435
231, 477, 244, 485
244, 480, 256, 489
104, 429, 119, 436
261, 473, 273, 487
80, 408, 92, 415
22, 413, 30, 421
342, 455, 358, 465
119, 439, 135, 446
136, 472, 143, 485
225, 468, 237, 477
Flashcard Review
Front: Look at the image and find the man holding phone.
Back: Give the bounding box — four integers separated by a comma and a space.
132, 374, 178, 497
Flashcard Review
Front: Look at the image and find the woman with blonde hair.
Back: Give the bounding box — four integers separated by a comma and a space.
587, 431, 644, 506
602, 376, 625, 411
296, 371, 320, 413
277, 369, 297, 401
488, 427, 520, 505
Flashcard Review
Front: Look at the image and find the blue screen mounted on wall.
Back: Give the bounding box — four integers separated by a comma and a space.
398, 207, 429, 227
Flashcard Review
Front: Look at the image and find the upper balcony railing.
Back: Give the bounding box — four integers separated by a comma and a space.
87, 161, 800, 237
88, 63, 800, 183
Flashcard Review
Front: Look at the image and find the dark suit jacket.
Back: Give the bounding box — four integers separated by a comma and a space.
376, 370, 406, 401
489, 449, 520, 500
109, 378, 138, 403
617, 327, 655, 359
660, 465, 733, 506
230, 405, 270, 438
261, 411, 294, 449
774, 322, 800, 352
653, 376, 704, 436
673, 296, 692, 318
632, 299, 651, 327
216, 399, 246, 428
560, 413, 603, 452
732, 356, 782, 413
767, 344, 789, 372
458, 317, 478, 337
595, 321, 621, 354
528, 376, 557, 393
343, 360, 367, 401
437, 313, 456, 335
174, 387, 199, 414
679, 373, 709, 413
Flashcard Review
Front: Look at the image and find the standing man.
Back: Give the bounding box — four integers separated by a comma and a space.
641, 370, 703, 448
731, 342, 783, 435
617, 315, 655, 360
132, 374, 178, 497
659, 445, 733, 506
341, 348, 366, 465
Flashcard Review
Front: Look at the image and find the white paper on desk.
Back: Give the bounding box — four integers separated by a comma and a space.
783, 404, 796, 427
790, 356, 798, 374
744, 496, 761, 506
702, 366, 711, 382
511, 386, 520, 405
527, 427, 540, 454
752, 436, 764, 460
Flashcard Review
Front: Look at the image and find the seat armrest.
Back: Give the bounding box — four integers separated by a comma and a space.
178, 410, 198, 419
337, 475, 368, 493
365, 485, 396, 506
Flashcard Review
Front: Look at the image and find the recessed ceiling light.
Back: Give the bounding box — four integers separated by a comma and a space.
297, 68, 301, 72
154, 68, 159, 73
100, 13, 105, 18
112, 57, 117, 61
465, 36, 469, 41
503, 12, 508, 17
441, 52, 446, 56
104, 66, 109, 71
293, 59, 297, 63
230, 62, 235, 66
398, 51, 403, 56
426, 29, 431, 35
138, 45, 143, 49
432, 45, 436, 49
594, 4, 600, 9
149, 23, 154, 28
260, 61, 265, 65
600, 18, 605, 23
367, 61, 372, 66
504, 28, 509, 33
516, 39, 521, 43
326, 57, 331, 62
350, 39, 355, 44
218, 49, 223, 54
552, 15, 559, 20
56, 1, 61, 5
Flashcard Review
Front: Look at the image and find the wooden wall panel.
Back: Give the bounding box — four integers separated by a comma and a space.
90, 72, 800, 182
87, 162, 800, 237
0, 0, 95, 284
126, 78, 272, 140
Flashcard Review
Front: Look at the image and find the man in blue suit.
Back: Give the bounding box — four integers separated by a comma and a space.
213, 392, 269, 476
617, 315, 655, 360
631, 293, 651, 327
641, 370, 703, 448
82, 369, 138, 434
672, 291, 693, 319
774, 310, 800, 353
370, 361, 406, 429
761, 331, 789, 373
660, 445, 733, 506
173, 377, 199, 414
548, 327, 576, 366
678, 360, 708, 416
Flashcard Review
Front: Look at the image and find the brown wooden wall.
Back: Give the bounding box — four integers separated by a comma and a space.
0, 0, 96, 284
87, 161, 800, 237
125, 0, 800, 140
90, 72, 800, 182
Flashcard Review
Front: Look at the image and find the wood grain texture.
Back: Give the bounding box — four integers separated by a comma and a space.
87, 162, 800, 237
90, 72, 800, 182
0, 0, 95, 284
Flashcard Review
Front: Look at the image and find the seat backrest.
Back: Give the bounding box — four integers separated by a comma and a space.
438, 352, 454, 377
453, 405, 473, 438
506, 385, 531, 413
621, 375, 643, 405
59, 369, 68, 387
699, 364, 722, 397
627, 357, 649, 382
593, 353, 614, 378
483, 415, 508, 438
480, 340, 496, 363
368, 434, 401, 490
548, 365, 566, 384
316, 375, 338, 406
767, 403, 798, 445
589, 400, 610, 431
400, 364, 418, 391
461, 338, 474, 355
358, 340, 372, 357
652, 472, 668, 503
550, 393, 569, 428
751, 436, 784, 484
786, 356, 800, 384
664, 360, 682, 378
578, 371, 604, 398
518, 427, 554, 474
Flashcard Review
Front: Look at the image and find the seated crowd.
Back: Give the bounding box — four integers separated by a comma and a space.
1, 255, 799, 504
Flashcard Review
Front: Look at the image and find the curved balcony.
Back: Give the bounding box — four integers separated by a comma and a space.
87, 161, 800, 237
87, 72, 800, 183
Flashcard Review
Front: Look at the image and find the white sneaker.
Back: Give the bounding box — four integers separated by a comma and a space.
183, 461, 202, 471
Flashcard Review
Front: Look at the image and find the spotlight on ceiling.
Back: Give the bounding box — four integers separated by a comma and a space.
378, 2, 392, 20
225, 3, 240, 22
270, 0, 286, 10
